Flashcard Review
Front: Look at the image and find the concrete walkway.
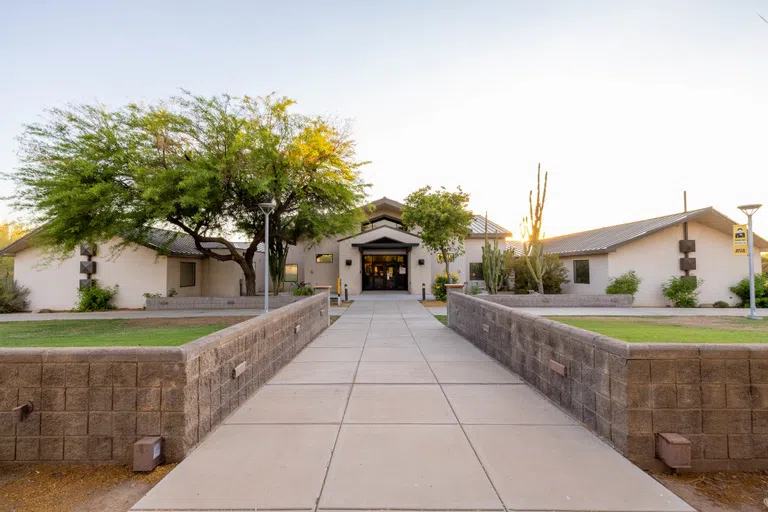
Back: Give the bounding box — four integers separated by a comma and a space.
131, 300, 692, 512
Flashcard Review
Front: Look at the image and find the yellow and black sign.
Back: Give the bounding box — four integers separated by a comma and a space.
733, 224, 748, 256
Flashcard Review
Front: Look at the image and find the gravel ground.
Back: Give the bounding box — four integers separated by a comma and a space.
654, 471, 768, 511
0, 463, 176, 512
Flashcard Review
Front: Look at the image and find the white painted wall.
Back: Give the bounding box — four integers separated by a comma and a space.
608, 220, 762, 307
166, 257, 203, 297
13, 239, 167, 310
559, 254, 611, 296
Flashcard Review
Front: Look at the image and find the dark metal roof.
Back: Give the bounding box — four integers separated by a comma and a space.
541, 207, 768, 256
469, 215, 512, 238
0, 226, 260, 258
139, 228, 259, 257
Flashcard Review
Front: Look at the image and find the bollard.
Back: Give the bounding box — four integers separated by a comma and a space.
344, 283, 348, 302
422, 283, 426, 301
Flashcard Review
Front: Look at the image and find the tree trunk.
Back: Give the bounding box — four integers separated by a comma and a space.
442, 250, 450, 276
240, 255, 257, 296
537, 279, 544, 294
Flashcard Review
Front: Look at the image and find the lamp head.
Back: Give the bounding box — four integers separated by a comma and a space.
258, 200, 276, 214
738, 204, 762, 217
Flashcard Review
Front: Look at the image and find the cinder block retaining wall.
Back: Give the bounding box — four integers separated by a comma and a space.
145, 295, 303, 310
448, 291, 768, 471
480, 293, 634, 308
0, 293, 329, 464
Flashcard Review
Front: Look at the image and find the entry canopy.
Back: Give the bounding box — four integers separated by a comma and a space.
351, 236, 419, 250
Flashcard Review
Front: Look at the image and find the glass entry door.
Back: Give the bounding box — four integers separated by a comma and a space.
362, 255, 408, 291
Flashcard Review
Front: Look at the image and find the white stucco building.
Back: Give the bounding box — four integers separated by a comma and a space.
1, 200, 764, 310
543, 207, 768, 307
0, 197, 511, 310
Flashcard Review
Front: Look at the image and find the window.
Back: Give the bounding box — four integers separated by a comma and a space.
573, 259, 590, 284
315, 254, 333, 263
284, 264, 298, 282
469, 262, 484, 281
436, 253, 455, 263
180, 262, 196, 287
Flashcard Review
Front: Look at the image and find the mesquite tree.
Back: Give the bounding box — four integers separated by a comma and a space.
520, 163, 548, 294
10, 92, 368, 295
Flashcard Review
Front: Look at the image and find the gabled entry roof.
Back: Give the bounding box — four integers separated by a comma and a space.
351, 236, 419, 250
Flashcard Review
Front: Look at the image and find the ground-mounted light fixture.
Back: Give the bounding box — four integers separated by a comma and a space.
258, 199, 277, 313
738, 203, 762, 320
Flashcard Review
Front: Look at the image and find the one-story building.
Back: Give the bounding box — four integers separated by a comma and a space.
0, 197, 512, 310
0, 199, 764, 310
540, 207, 768, 306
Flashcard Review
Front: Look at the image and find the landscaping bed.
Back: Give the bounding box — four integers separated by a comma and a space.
551, 316, 768, 343
654, 470, 768, 512
0, 463, 176, 512
0, 317, 249, 347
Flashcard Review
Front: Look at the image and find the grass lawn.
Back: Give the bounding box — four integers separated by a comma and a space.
551, 316, 768, 343
434, 314, 447, 325
0, 317, 249, 348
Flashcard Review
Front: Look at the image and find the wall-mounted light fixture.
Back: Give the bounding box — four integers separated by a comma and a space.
345, 259, 352, 266
418, 259, 425, 265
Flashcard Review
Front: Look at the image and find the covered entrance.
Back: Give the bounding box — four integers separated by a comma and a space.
363, 254, 408, 291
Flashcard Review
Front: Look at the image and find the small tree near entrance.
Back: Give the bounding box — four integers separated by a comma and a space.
401, 186, 473, 275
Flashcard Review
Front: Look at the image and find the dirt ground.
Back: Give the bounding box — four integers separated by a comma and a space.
119, 316, 251, 328
654, 471, 768, 511
0, 463, 176, 512
420, 300, 446, 307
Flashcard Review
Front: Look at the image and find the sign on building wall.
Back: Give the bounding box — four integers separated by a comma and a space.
733, 224, 748, 256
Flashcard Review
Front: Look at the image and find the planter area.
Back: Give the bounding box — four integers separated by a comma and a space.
145, 295, 303, 310
447, 290, 768, 471
0, 293, 330, 464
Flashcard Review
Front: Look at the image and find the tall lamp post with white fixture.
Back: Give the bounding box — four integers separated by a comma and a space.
738, 203, 762, 320
258, 200, 276, 314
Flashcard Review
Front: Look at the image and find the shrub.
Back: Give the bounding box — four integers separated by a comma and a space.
292, 284, 315, 296
142, 292, 162, 298
469, 284, 481, 296
605, 270, 642, 297
506, 254, 569, 294
662, 276, 701, 308
75, 281, 118, 312
713, 301, 730, 308
729, 274, 768, 308
167, 288, 178, 297
0, 278, 30, 313
432, 272, 459, 302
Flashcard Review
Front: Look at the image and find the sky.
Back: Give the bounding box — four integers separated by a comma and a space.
1, 0, 768, 239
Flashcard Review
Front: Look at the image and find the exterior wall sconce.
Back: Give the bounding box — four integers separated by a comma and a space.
418, 259, 425, 265
345, 259, 352, 266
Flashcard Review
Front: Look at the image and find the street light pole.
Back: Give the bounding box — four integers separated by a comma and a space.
738, 204, 762, 320
258, 200, 276, 314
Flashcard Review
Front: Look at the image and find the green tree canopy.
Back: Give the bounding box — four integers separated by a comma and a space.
9, 92, 368, 295
0, 222, 30, 278
401, 186, 473, 275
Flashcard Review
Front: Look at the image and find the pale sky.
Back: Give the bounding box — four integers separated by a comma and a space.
1, 0, 768, 239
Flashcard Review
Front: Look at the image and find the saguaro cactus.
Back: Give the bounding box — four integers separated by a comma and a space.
481, 213, 505, 294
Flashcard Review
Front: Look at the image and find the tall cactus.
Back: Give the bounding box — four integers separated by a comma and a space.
481, 212, 505, 294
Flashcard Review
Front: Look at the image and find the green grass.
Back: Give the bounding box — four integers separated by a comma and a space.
551, 316, 768, 343
434, 314, 447, 326
0, 319, 240, 348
